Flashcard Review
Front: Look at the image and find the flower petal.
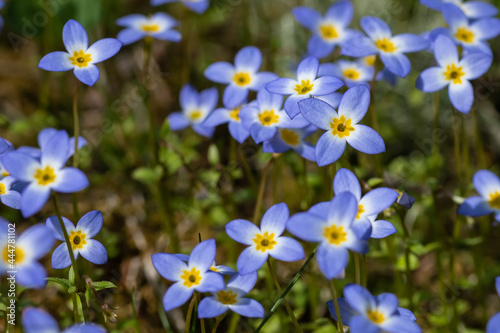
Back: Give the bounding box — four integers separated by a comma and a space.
52, 167, 89, 193
17, 262, 47, 288
487, 313, 500, 333
392, 33, 429, 53
344, 284, 376, 314
226, 219, 260, 245
269, 236, 305, 262
250, 123, 277, 144
370, 220, 397, 239
473, 170, 500, 199
463, 1, 498, 19
168, 112, 190, 131
20, 184, 51, 218
87, 38, 122, 64
204, 62, 234, 84
63, 19, 89, 52
325, 1, 353, 27
200, 87, 218, 113
287, 211, 326, 242
458, 196, 493, 217
328, 192, 358, 226
316, 132, 346, 167
76, 211, 103, 238
265, 78, 296, 95
460, 53, 492, 80
307, 35, 336, 59
74, 64, 100, 87
471, 17, 500, 40
22, 308, 59, 333
380, 316, 422, 333
442, 4, 468, 30
434, 35, 459, 67
196, 271, 225, 293
448, 80, 473, 113
249, 72, 279, 90
38, 51, 73, 71
1, 152, 39, 182
359, 188, 399, 217
338, 85, 370, 124
346, 124, 385, 155
333, 168, 362, 200
376, 293, 399, 316
79, 239, 107, 265
380, 53, 411, 78
152, 253, 188, 281
349, 315, 380, 333
226, 272, 258, 294
203, 108, 230, 127
235, 46, 262, 73
18, 224, 54, 260
224, 85, 249, 110
310, 76, 344, 96
51, 243, 72, 269
228, 122, 250, 143
40, 130, 69, 169
297, 57, 319, 82
292, 7, 321, 31
163, 282, 193, 312
327, 298, 358, 325
46, 215, 75, 241
340, 36, 378, 57
284, 94, 306, 119
299, 98, 338, 130
260, 202, 288, 236
198, 297, 228, 318
236, 246, 268, 274
188, 239, 217, 273
317, 243, 348, 280
361, 16, 392, 40
229, 298, 265, 318
183, 0, 209, 13
416, 67, 448, 93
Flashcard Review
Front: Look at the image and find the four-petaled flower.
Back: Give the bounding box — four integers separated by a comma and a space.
151, 0, 209, 14
46, 211, 108, 269
39, 20, 122, 86
116, 13, 181, 45
203, 99, 250, 143
420, 0, 498, 19
225, 203, 305, 274
319, 59, 374, 88
152, 239, 225, 312
23, 307, 105, 333
265, 57, 344, 118
458, 170, 500, 223
298, 85, 385, 166
263, 126, 317, 162
198, 272, 265, 318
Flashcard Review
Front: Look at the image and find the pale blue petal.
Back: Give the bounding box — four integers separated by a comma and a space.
380, 317, 422, 333
41, 130, 69, 169
226, 272, 258, 294
269, 236, 304, 262
316, 132, 346, 166
361, 16, 392, 39
198, 297, 228, 318
310, 76, 344, 95
46, 215, 75, 241
200, 87, 218, 112
204, 62, 234, 84
163, 282, 193, 311
472, 18, 500, 40
434, 35, 458, 67
338, 85, 370, 123
448, 80, 473, 113
17, 262, 47, 288
116, 14, 147, 27
460, 53, 492, 80
325, 1, 353, 27
22, 308, 59, 333
371, 220, 397, 238
87, 38, 122, 63
346, 124, 385, 155
376, 293, 399, 315
317, 243, 349, 280
350, 315, 380, 333
18, 223, 54, 260
419, 0, 441, 10
487, 313, 500, 333
265, 78, 296, 95
21, 184, 51, 218
340, 36, 378, 57
286, 212, 326, 242
38, 51, 73, 71
328, 192, 358, 226
196, 271, 225, 292
52, 243, 72, 269
392, 33, 429, 53
226, 219, 260, 245
333, 168, 362, 200
235, 46, 262, 73
236, 246, 268, 274
154, 29, 182, 42
63, 19, 89, 52
416, 67, 448, 92
229, 298, 265, 318
224, 85, 248, 109
257, 86, 283, 111
168, 112, 190, 130
79, 239, 107, 265
308, 35, 336, 59
76, 211, 102, 238
316, 92, 343, 109
1, 152, 39, 182
183, 0, 209, 14
260, 202, 288, 235
152, 253, 188, 281
250, 72, 279, 90
327, 298, 358, 325
299, 98, 338, 130
396, 307, 417, 321
203, 108, 230, 126
64, 323, 106, 333
463, 1, 498, 19
74, 64, 100, 86
228, 122, 250, 143
250, 123, 276, 144
284, 94, 305, 119
297, 57, 319, 82
292, 7, 321, 31
380, 53, 411, 78
442, 4, 468, 30
473, 170, 500, 198
298, 142, 316, 162
457, 196, 492, 217
318, 63, 341, 77
352, 218, 372, 240
344, 284, 376, 314
189, 239, 217, 273
359, 188, 399, 217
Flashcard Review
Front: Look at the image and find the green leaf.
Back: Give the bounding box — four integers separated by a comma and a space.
92, 281, 118, 291
46, 277, 72, 290
367, 177, 384, 187
207, 144, 220, 166
68, 266, 75, 284
68, 286, 77, 294
132, 166, 164, 186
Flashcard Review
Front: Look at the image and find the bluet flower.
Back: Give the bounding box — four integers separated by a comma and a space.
116, 13, 181, 45
293, 1, 359, 58
416, 35, 492, 113
23, 307, 105, 333
421, 0, 498, 19
46, 211, 107, 269
203, 99, 250, 143
39, 19, 122, 86
287, 192, 368, 279
198, 272, 264, 318
204, 46, 277, 108
327, 284, 421, 333
240, 88, 310, 144
318, 60, 374, 88
151, 0, 209, 14
487, 277, 500, 333
168, 84, 218, 138
1, 130, 89, 218
263, 125, 317, 162
226, 202, 305, 274
152, 239, 225, 312
458, 170, 500, 222
265, 57, 344, 118
341, 16, 428, 77
298, 85, 385, 166
0, 219, 54, 288
173, 253, 236, 276
0, 176, 20, 209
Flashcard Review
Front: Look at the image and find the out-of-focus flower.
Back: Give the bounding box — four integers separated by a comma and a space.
263, 126, 317, 162
265, 57, 344, 118
204, 46, 277, 107
0, 219, 54, 288
22, 307, 105, 333
0, 1, 5, 32
198, 272, 264, 318
341, 16, 428, 77
487, 277, 500, 333
319, 60, 374, 88
151, 0, 209, 14
416, 35, 492, 113
0, 176, 20, 209
293, 1, 359, 58
420, 0, 498, 19
287, 193, 368, 280
1, 130, 89, 218
203, 99, 250, 144
46, 211, 107, 269
327, 284, 421, 333
39, 19, 122, 86
298, 85, 385, 166
226, 203, 305, 274
116, 13, 181, 45
458, 170, 500, 222
152, 239, 225, 312
168, 84, 219, 138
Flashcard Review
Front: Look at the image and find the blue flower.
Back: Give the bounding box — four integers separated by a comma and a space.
173, 253, 237, 276
0, 137, 13, 179
333, 168, 399, 239
265, 57, 344, 118
46, 211, 107, 269
287, 192, 368, 280
416, 35, 492, 113
204, 46, 278, 108
341, 16, 429, 77
168, 84, 219, 138
38, 19, 122, 86
487, 277, 500, 333
203, 99, 250, 143
327, 284, 421, 333
226, 203, 305, 274
1, 130, 89, 218
298, 86, 385, 166
151, 239, 225, 312
151, 0, 209, 14
0, 176, 20, 209
22, 307, 105, 333
116, 13, 181, 45
263, 125, 317, 162
240, 88, 310, 144
441, 3, 500, 55
293, 1, 359, 59
421, 0, 498, 19
0, 219, 54, 288
319, 59, 374, 88
198, 272, 265, 318
458, 170, 500, 222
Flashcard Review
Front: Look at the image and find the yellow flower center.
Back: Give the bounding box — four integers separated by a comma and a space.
233, 72, 251, 87
375, 38, 397, 53
320, 24, 338, 40
180, 267, 202, 288
69, 230, 87, 251
489, 191, 500, 210
343, 68, 360, 80
1, 171, 9, 177
34, 166, 57, 186
364, 55, 376, 67
356, 204, 365, 220
69, 50, 92, 68
443, 64, 465, 84
229, 107, 241, 121
0, 183, 5, 195
2, 245, 25, 264
323, 224, 348, 245
217, 290, 238, 305
294, 79, 314, 95
258, 110, 279, 126
280, 129, 300, 146
367, 309, 385, 324
210, 265, 219, 272
189, 110, 202, 121
253, 231, 277, 252
141, 23, 160, 33
455, 27, 474, 43
330, 115, 354, 138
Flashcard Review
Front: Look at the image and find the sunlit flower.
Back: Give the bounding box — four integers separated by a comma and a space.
0, 219, 54, 288
39, 19, 122, 86
226, 203, 305, 274
116, 13, 181, 45
198, 272, 264, 318
23, 307, 105, 333
458, 170, 500, 222
46, 211, 107, 269
318, 60, 374, 88
263, 126, 317, 162
203, 99, 250, 143
151, 0, 209, 14
487, 277, 500, 333
421, 0, 498, 19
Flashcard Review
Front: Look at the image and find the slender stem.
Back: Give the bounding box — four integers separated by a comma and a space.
152, 185, 179, 252
143, 38, 157, 166
300, 158, 309, 210
398, 208, 414, 311
432, 92, 440, 159
197, 293, 206, 333
328, 279, 343, 332
472, 107, 486, 168
238, 148, 258, 191
353, 252, 361, 285
228, 313, 240, 333
361, 254, 367, 287
184, 295, 197, 333
452, 109, 463, 194
252, 158, 274, 223
72, 293, 79, 322
212, 313, 227, 333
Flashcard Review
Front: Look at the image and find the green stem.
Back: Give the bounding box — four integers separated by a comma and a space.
184, 295, 197, 333
212, 313, 227, 333
228, 313, 240, 333
398, 208, 414, 311
353, 252, 361, 285
72, 293, 79, 322
143, 38, 157, 166
328, 279, 343, 332
432, 91, 440, 159
253, 158, 274, 223
452, 109, 463, 194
